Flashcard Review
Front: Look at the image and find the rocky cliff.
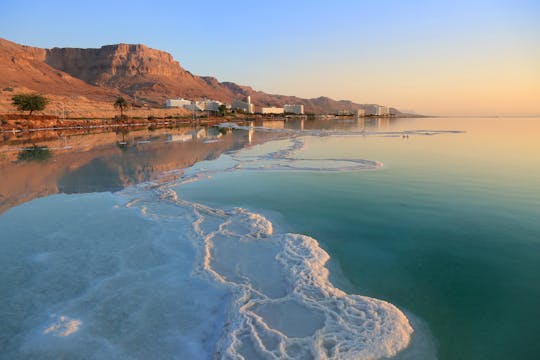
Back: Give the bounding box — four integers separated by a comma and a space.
0, 38, 116, 100
43, 43, 238, 103
1, 37, 399, 114
46, 44, 186, 83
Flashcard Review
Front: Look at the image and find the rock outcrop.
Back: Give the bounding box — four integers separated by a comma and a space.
46, 44, 186, 83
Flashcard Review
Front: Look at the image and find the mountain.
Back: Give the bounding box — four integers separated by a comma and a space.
0, 38, 116, 100
0, 38, 400, 114
44, 43, 239, 103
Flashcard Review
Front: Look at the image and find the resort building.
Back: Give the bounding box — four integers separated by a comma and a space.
261, 107, 284, 114
197, 99, 223, 112
183, 102, 202, 111
337, 110, 353, 116
355, 108, 365, 117
166, 98, 192, 108
284, 104, 304, 115
168, 98, 224, 112
232, 96, 254, 113
374, 105, 389, 116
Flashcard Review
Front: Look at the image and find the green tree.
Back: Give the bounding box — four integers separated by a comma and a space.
218, 104, 227, 117
114, 96, 129, 118
11, 93, 49, 116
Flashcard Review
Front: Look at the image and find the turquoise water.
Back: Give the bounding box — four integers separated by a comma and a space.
179, 118, 540, 359
1, 117, 539, 359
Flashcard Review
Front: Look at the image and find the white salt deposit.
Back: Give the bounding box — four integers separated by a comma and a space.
185, 204, 414, 359
0, 131, 442, 359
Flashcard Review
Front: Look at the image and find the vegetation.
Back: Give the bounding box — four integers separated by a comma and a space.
114, 96, 129, 118
17, 145, 52, 162
218, 104, 227, 117
11, 93, 49, 116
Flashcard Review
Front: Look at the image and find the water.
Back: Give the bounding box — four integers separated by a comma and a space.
1, 117, 539, 359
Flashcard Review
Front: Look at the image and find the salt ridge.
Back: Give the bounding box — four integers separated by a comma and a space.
144, 132, 415, 359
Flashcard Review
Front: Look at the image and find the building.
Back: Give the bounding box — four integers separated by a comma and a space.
194, 99, 223, 112
168, 98, 224, 112
284, 104, 304, 115
166, 98, 191, 108
355, 109, 365, 117
232, 96, 254, 113
374, 105, 389, 116
261, 107, 284, 114
201, 100, 223, 112
183, 102, 202, 111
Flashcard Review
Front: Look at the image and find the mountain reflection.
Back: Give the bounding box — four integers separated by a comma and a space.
0, 118, 400, 214
0, 125, 263, 214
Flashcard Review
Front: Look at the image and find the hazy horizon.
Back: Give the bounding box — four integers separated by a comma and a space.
1, 0, 538, 116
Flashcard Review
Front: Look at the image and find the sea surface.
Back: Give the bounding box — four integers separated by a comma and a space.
1, 117, 539, 359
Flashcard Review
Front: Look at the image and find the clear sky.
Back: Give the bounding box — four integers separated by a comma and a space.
1, 0, 539, 115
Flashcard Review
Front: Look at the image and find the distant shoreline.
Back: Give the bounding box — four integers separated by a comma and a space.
0, 113, 425, 135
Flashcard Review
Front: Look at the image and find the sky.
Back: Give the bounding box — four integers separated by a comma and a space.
1, 0, 539, 116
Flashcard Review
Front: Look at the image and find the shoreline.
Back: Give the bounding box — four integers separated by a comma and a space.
0, 113, 425, 135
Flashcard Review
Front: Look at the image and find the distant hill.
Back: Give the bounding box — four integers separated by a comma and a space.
0, 38, 402, 114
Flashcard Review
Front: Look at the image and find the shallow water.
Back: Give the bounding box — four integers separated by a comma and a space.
1, 117, 539, 359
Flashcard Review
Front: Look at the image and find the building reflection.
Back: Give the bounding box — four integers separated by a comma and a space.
356, 117, 392, 130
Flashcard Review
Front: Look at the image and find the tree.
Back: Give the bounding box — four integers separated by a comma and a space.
11, 93, 49, 116
218, 104, 227, 117
114, 96, 128, 118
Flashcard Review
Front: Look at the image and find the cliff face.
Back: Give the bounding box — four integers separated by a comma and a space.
46, 44, 187, 84
1, 37, 397, 114
0, 38, 116, 99
44, 43, 230, 103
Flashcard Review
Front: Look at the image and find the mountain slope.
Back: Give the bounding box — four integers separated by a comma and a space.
0, 38, 117, 100
0, 38, 399, 114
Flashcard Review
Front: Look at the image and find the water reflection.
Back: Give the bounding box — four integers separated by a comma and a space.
17, 145, 53, 162
0, 117, 411, 214
0, 125, 277, 214
356, 117, 391, 130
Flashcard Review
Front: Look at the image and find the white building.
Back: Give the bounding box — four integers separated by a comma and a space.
195, 99, 223, 112
166, 98, 192, 108
284, 104, 304, 115
232, 96, 254, 113
170, 98, 224, 112
183, 102, 202, 111
374, 105, 389, 116
355, 108, 365, 117
261, 107, 284, 114
202, 100, 223, 112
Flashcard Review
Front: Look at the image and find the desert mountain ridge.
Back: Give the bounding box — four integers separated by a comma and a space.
0, 37, 402, 115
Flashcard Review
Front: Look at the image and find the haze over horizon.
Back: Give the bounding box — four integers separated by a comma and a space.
1, 0, 539, 116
